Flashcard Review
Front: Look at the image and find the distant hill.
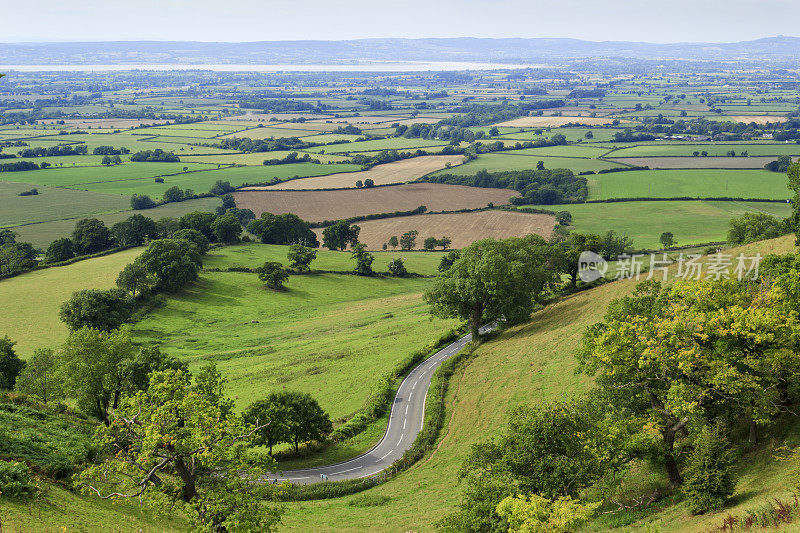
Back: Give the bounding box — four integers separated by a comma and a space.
2, 36, 800, 65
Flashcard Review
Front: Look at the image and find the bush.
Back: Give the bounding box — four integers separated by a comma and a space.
683, 424, 738, 514
555, 210, 572, 226
130, 194, 157, 210
0, 461, 37, 498
387, 258, 408, 277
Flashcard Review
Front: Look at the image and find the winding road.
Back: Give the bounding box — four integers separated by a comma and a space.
270, 324, 494, 484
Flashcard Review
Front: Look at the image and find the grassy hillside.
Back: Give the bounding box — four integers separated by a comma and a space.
278, 235, 799, 532
130, 269, 457, 418
0, 247, 143, 356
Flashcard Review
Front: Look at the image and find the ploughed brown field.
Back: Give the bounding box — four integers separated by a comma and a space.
233, 183, 520, 222
314, 210, 556, 250
242, 155, 464, 190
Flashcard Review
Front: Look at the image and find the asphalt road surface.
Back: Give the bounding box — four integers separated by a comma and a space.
270, 324, 494, 484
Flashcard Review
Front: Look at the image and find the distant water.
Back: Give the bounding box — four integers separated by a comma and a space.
0, 61, 536, 72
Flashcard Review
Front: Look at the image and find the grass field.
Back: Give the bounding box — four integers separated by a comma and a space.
611, 143, 800, 157
0, 247, 143, 355
130, 269, 458, 419
547, 200, 793, 248
203, 244, 446, 275
432, 152, 623, 175
232, 183, 518, 222
11, 197, 222, 248
0, 182, 129, 227
587, 168, 791, 200
608, 156, 791, 169
255, 155, 463, 190
278, 235, 800, 533
330, 210, 555, 250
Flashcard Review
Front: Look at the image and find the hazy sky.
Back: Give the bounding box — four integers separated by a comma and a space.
8, 0, 800, 43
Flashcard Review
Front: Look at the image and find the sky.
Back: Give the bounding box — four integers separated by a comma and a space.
7, 0, 800, 43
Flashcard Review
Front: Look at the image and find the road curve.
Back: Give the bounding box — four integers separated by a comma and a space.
270, 324, 494, 484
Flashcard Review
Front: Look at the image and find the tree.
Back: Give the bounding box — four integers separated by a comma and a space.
243, 397, 291, 455
101, 155, 112, 166
155, 216, 180, 238
351, 243, 374, 276
179, 211, 217, 240
727, 212, 788, 245
438, 250, 460, 272
287, 244, 316, 272
388, 236, 399, 250
281, 392, 332, 452
557, 233, 603, 288
364, 178, 375, 187
15, 348, 63, 404
536, 160, 545, 170
426, 237, 558, 340
0, 229, 17, 245
162, 186, 185, 203
248, 213, 319, 247
45, 237, 75, 263
172, 229, 209, 255
130, 194, 157, 210
0, 336, 24, 390
77, 369, 283, 531
683, 424, 737, 514
0, 242, 38, 276
441, 401, 615, 531
659, 231, 676, 249
211, 213, 243, 244
59, 327, 136, 424
72, 218, 112, 255
423, 237, 438, 251
119, 345, 188, 395
387, 257, 408, 277
60, 288, 134, 331
209, 180, 235, 196
399, 230, 419, 251
256, 261, 289, 290
555, 211, 572, 226
355, 180, 364, 188
116, 261, 152, 298
322, 221, 360, 251
110, 214, 158, 247
215, 194, 236, 215
438, 236, 452, 250
137, 238, 202, 291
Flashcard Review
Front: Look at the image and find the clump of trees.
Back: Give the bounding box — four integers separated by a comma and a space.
129, 149, 179, 162
322, 221, 360, 251
727, 212, 791, 245
248, 213, 319, 247
243, 391, 332, 455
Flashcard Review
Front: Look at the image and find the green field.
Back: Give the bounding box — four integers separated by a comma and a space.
130, 268, 457, 419
0, 162, 216, 188
0, 247, 143, 355
611, 143, 800, 157
546, 200, 792, 248
432, 152, 622, 175
306, 137, 448, 154
203, 244, 445, 275
11, 196, 222, 248
588, 168, 792, 200
0, 181, 129, 227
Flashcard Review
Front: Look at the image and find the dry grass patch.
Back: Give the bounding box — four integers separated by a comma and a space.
319, 210, 555, 250
245, 155, 464, 190
232, 183, 520, 222
727, 115, 788, 124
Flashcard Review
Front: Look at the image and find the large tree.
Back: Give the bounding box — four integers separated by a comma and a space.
321, 221, 360, 251
110, 214, 158, 247
15, 348, 63, 404
425, 236, 559, 340
0, 336, 24, 390
248, 213, 319, 247
210, 212, 243, 244
137, 238, 202, 291
77, 369, 283, 531
287, 244, 316, 272
59, 288, 134, 331
59, 327, 136, 424
72, 218, 112, 255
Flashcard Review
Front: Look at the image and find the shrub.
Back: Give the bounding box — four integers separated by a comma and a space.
387, 258, 408, 277
0, 461, 37, 498
555, 211, 572, 226
683, 424, 738, 514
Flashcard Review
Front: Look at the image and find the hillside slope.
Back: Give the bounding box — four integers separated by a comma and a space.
279, 235, 799, 532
